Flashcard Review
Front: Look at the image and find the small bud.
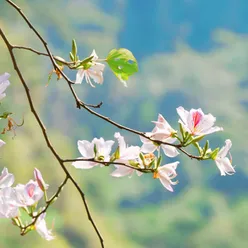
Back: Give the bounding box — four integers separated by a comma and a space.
34, 168, 48, 192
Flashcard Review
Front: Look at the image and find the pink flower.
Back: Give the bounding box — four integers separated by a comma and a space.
34, 168, 48, 192
75, 50, 105, 87
176, 106, 223, 136
13, 180, 44, 206
154, 162, 179, 192
0, 168, 14, 189
0, 72, 10, 100
72, 137, 114, 169
111, 133, 141, 178
35, 213, 54, 241
214, 139, 235, 176
140, 114, 179, 157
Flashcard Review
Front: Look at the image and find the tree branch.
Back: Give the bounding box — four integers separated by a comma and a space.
0, 26, 104, 248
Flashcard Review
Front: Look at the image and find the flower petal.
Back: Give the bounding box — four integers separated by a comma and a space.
111, 166, 133, 177
75, 69, 85, 84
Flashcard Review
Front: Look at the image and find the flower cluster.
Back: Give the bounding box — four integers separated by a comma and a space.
72, 107, 235, 192
0, 73, 53, 240
0, 167, 54, 240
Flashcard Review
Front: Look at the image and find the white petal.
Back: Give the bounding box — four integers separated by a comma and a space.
120, 146, 140, 160
161, 145, 179, 158
176, 106, 189, 125
159, 176, 174, 192
0, 140, 5, 147
72, 161, 97, 169
90, 49, 99, 61
0, 73, 10, 83
217, 139, 232, 158
114, 132, 126, 154
35, 213, 54, 241
111, 166, 133, 177
75, 69, 85, 84
141, 143, 157, 153
77, 140, 94, 158
0, 168, 15, 188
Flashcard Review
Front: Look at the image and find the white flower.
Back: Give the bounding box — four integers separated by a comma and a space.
13, 180, 44, 207
0, 72, 10, 100
111, 132, 141, 178
35, 213, 54, 241
176, 106, 223, 136
0, 168, 14, 189
75, 50, 105, 87
140, 114, 179, 157
34, 168, 49, 192
214, 139, 235, 176
154, 162, 179, 192
72, 137, 114, 169
0, 187, 19, 218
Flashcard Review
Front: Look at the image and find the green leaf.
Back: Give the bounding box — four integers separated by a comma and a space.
75, 55, 94, 69
210, 148, 220, 160
72, 39, 77, 61
69, 52, 74, 62
179, 122, 185, 140
106, 48, 138, 86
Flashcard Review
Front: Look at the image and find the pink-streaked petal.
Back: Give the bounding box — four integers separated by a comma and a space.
190, 109, 204, 128
195, 113, 215, 131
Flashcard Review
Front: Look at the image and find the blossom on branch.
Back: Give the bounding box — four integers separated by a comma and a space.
153, 162, 179, 192
13, 180, 44, 207
0, 72, 10, 101
111, 132, 141, 177
214, 139, 235, 176
72, 138, 114, 169
176, 106, 223, 136
75, 50, 105, 87
140, 114, 179, 157
35, 213, 54, 241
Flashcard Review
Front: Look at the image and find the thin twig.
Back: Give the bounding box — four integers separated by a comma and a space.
63, 158, 155, 173
20, 176, 69, 234
0, 26, 104, 248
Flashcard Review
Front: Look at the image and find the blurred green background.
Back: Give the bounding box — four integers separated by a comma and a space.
1, 0, 248, 247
